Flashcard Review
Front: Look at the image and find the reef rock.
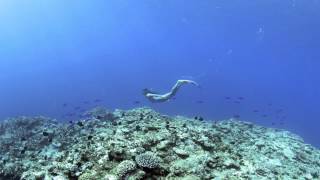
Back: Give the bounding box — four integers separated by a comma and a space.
0, 107, 319, 179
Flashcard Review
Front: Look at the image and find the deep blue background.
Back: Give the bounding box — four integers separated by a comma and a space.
0, 0, 319, 147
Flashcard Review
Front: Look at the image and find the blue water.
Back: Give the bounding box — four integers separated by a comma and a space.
0, 0, 319, 147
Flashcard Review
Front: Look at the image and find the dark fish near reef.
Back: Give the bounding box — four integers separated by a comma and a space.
21, 149, 26, 154
42, 131, 49, 136
194, 116, 204, 121
77, 121, 84, 127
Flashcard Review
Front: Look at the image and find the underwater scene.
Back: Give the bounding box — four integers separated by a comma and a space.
0, 0, 320, 179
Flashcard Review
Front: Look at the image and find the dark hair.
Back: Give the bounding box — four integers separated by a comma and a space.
142, 88, 157, 96
142, 88, 149, 96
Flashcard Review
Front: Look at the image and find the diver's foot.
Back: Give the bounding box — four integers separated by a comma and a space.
178, 79, 199, 86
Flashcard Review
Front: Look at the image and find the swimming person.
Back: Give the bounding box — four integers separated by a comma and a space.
143, 79, 199, 103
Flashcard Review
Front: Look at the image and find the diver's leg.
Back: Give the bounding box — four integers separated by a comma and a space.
169, 80, 199, 97
177, 79, 199, 86
167, 81, 181, 97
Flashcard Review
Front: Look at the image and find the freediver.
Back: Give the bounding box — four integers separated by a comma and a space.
142, 79, 199, 103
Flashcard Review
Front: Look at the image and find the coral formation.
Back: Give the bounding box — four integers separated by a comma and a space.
135, 151, 160, 169
115, 160, 136, 178
0, 107, 319, 179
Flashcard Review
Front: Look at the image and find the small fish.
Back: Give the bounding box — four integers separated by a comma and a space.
139, 113, 144, 120
233, 101, 240, 104
21, 149, 26, 154
42, 131, 49, 136
196, 100, 204, 104
94, 99, 102, 103
224, 96, 231, 100
194, 116, 204, 121
262, 114, 268, 118
275, 109, 283, 113
77, 121, 84, 127
233, 114, 240, 118
253, 110, 259, 113
133, 100, 141, 104
87, 135, 93, 140
237, 97, 244, 100
74, 106, 81, 110
268, 103, 273, 106
62, 103, 68, 107
83, 101, 90, 104
67, 112, 76, 117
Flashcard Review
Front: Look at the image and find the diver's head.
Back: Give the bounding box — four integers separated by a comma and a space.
142, 88, 150, 96
142, 88, 159, 96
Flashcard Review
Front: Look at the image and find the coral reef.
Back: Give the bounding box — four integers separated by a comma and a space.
136, 151, 160, 169
0, 107, 319, 179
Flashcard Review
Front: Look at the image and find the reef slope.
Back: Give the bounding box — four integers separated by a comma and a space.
0, 107, 319, 180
